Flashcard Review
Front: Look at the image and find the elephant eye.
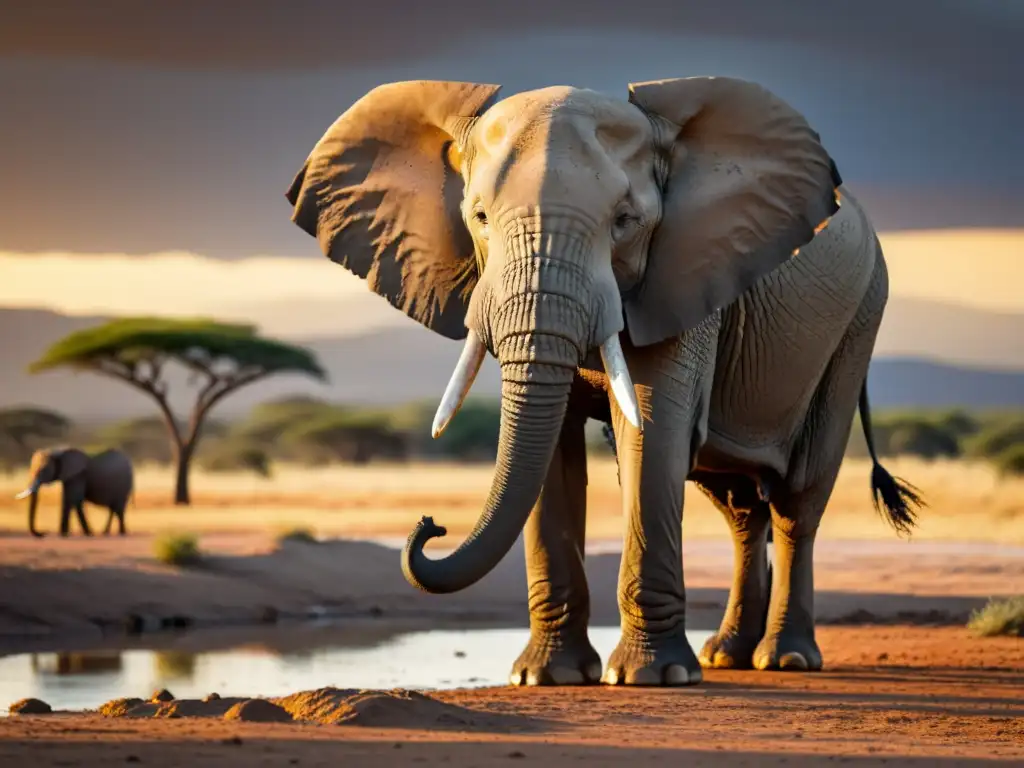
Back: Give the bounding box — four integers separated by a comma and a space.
613, 212, 637, 237
471, 209, 490, 239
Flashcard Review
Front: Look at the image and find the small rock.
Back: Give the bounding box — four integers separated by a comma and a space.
453, 650, 466, 658
223, 699, 293, 723
99, 697, 146, 717
151, 689, 175, 703
203, 692, 221, 702
223, 736, 243, 746
9, 698, 52, 715
877, 652, 889, 662
508, 751, 526, 758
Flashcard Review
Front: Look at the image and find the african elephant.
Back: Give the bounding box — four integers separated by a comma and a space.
284, 77, 923, 687
15, 447, 134, 537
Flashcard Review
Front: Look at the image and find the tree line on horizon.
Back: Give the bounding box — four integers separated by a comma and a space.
1, 317, 1022, 508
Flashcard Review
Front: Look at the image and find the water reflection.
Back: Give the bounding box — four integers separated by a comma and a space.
31, 652, 123, 676
0, 626, 713, 714
152, 650, 197, 681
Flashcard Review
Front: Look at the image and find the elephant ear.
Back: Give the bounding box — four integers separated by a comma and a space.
286, 80, 503, 340
54, 449, 88, 482
624, 76, 842, 346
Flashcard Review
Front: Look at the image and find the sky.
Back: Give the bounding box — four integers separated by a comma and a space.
1, 0, 1021, 338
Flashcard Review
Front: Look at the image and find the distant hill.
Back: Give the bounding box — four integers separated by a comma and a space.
0, 305, 1021, 421
864, 357, 1024, 409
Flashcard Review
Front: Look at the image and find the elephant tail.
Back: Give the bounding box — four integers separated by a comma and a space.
858, 381, 925, 535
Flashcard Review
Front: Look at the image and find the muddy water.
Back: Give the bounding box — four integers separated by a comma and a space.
0, 626, 715, 713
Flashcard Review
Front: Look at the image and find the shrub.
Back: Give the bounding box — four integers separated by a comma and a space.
967, 596, 1024, 637
883, 419, 961, 459
198, 441, 272, 478
993, 445, 1024, 478
965, 419, 1024, 460
154, 533, 200, 566
276, 526, 317, 545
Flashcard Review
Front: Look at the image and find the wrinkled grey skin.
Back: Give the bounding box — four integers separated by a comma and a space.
18, 448, 134, 537
285, 78, 922, 687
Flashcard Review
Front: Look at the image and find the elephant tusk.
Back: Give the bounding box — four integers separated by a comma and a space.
432, 330, 488, 439
14, 487, 35, 500
600, 334, 643, 433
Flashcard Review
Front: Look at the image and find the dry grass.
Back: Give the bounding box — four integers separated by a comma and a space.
967, 596, 1024, 637
0, 457, 1021, 544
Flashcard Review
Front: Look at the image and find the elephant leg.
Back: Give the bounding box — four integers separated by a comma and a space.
103, 507, 113, 535
510, 408, 601, 686
752, 489, 825, 671
603, 318, 719, 687
693, 472, 772, 669
754, 275, 886, 672
59, 493, 72, 537
74, 501, 92, 536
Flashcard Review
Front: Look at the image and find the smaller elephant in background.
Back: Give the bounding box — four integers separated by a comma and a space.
15, 447, 134, 537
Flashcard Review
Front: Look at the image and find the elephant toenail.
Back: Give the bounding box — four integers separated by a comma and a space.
664, 665, 690, 685
626, 667, 661, 685
602, 668, 621, 685
753, 654, 772, 671
509, 670, 524, 686
779, 652, 808, 671
525, 671, 542, 686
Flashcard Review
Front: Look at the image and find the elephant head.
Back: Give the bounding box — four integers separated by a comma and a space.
286, 77, 841, 595
16, 447, 88, 537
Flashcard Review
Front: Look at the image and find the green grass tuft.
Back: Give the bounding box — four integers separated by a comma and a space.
153, 532, 201, 566
967, 596, 1024, 637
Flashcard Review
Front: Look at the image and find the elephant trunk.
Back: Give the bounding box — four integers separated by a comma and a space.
402, 357, 574, 594
26, 485, 43, 538
402, 222, 640, 595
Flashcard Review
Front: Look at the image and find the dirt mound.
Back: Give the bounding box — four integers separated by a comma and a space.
274, 687, 539, 731
99, 696, 247, 719
223, 699, 293, 723
8, 698, 52, 715
96, 687, 541, 732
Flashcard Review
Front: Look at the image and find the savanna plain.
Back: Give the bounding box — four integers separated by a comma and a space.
1, 456, 1021, 766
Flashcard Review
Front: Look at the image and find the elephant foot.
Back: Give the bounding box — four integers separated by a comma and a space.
752, 630, 822, 671
509, 628, 602, 686
698, 629, 762, 669
602, 627, 703, 686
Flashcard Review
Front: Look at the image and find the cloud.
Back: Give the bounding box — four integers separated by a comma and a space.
4, 1, 1019, 87
2, 231, 1023, 340
0, 251, 410, 338
2, 2, 1019, 257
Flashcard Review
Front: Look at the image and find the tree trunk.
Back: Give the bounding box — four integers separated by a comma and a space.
174, 444, 192, 505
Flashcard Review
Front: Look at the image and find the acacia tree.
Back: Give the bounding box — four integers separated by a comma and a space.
29, 318, 326, 505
